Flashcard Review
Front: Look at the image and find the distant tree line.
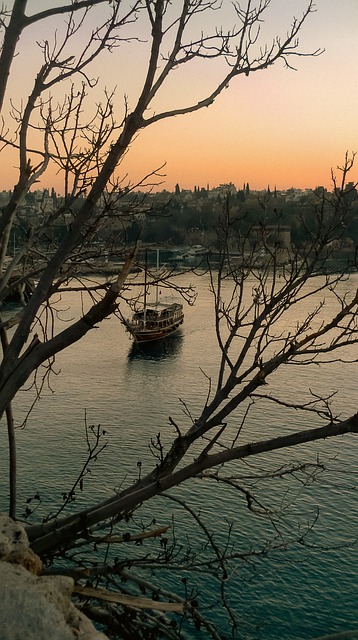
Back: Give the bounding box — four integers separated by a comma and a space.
5, 180, 358, 257
126, 183, 358, 249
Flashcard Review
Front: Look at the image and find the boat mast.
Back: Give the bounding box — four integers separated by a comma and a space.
143, 249, 147, 326
155, 247, 159, 305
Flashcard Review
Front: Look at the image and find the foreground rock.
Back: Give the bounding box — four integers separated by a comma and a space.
0, 513, 107, 640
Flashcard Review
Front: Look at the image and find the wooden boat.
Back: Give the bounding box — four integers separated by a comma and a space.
124, 249, 184, 343
125, 301, 184, 343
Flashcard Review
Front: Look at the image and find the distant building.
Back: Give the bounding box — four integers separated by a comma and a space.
211, 183, 237, 196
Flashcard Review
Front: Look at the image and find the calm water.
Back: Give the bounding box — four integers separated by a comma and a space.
0, 271, 357, 639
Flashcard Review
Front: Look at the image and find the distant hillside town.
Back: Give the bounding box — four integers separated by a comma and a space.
0, 181, 357, 260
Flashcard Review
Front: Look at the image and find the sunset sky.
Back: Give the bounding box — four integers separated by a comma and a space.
1, 0, 358, 193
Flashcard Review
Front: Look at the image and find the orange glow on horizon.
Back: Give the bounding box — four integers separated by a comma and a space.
0, 1, 357, 196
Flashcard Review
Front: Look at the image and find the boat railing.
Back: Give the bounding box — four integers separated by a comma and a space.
127, 305, 183, 331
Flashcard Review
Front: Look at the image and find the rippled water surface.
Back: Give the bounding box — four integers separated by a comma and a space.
0, 271, 357, 639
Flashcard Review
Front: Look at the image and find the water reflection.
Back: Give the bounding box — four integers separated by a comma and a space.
127, 332, 183, 361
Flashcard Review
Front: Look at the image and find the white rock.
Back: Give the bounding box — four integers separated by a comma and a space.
0, 514, 108, 640
0, 512, 28, 558
0, 562, 108, 640
0, 562, 75, 640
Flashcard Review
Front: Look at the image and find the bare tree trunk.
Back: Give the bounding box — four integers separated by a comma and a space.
0, 327, 16, 518
0, 0, 27, 112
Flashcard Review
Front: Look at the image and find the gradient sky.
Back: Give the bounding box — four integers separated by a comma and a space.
1, 0, 358, 193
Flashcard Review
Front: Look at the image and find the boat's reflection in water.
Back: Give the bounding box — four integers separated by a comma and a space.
127, 332, 183, 361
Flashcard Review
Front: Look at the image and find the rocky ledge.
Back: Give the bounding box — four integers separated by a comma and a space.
0, 513, 108, 640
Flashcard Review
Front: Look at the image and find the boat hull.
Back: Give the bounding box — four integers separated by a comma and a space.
134, 317, 184, 343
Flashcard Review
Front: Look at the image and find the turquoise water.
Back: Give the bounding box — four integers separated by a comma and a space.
0, 272, 357, 639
